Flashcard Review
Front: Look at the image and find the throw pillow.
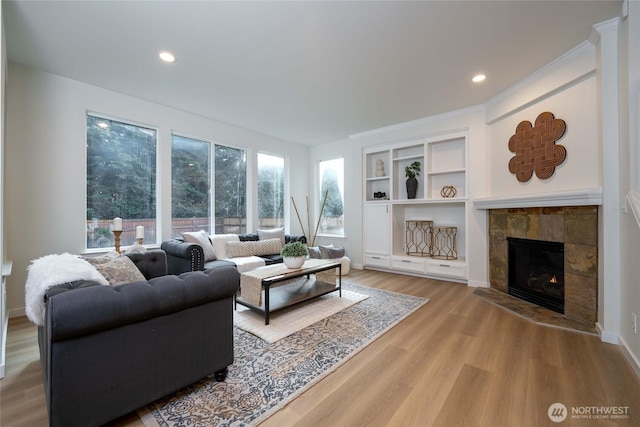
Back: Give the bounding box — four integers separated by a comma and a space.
319, 244, 334, 259
83, 251, 119, 264
257, 227, 286, 246
86, 254, 146, 286
226, 238, 283, 258
328, 247, 346, 259
210, 234, 240, 260
319, 244, 346, 259
182, 230, 217, 261
308, 246, 322, 259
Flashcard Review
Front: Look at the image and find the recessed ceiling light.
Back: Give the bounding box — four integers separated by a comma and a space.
159, 51, 176, 63
472, 74, 486, 83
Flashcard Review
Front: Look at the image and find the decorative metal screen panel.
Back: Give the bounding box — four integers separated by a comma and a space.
431, 226, 458, 260
405, 220, 433, 257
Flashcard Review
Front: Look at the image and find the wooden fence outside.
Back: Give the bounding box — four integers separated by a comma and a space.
86, 217, 285, 248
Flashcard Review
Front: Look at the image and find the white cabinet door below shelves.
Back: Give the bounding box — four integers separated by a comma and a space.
364, 204, 390, 255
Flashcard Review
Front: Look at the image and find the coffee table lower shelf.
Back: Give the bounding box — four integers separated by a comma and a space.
235, 262, 342, 325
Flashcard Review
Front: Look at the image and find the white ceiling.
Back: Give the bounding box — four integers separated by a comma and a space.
4, 1, 621, 145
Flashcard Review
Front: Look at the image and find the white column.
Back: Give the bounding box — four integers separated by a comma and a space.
590, 18, 621, 344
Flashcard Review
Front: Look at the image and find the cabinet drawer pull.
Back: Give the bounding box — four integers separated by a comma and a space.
372, 256, 381, 259
439, 264, 450, 267
402, 260, 412, 263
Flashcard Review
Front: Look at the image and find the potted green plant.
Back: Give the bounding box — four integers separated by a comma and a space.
280, 241, 309, 269
405, 161, 421, 199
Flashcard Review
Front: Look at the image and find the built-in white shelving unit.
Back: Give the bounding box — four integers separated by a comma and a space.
363, 131, 468, 282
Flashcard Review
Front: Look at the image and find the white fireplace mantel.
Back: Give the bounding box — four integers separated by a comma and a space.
473, 188, 603, 210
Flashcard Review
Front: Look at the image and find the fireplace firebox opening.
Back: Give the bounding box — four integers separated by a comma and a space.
507, 237, 564, 314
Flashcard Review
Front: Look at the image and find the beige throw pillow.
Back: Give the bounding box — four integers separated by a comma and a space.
226, 238, 283, 258
182, 230, 217, 261
210, 234, 240, 260
85, 253, 146, 286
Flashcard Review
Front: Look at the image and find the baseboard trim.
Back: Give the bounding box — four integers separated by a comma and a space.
467, 280, 489, 288
618, 336, 640, 380
596, 321, 620, 344
9, 307, 26, 319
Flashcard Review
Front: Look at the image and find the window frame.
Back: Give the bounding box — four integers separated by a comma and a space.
170, 132, 213, 238
85, 112, 159, 252
214, 143, 248, 234
257, 151, 286, 230
317, 157, 345, 238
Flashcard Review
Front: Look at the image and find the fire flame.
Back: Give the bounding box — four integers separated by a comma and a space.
550, 275, 557, 284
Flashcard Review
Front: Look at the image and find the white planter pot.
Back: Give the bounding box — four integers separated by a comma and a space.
283, 256, 306, 269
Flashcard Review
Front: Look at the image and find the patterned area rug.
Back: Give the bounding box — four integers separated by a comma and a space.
139, 282, 428, 427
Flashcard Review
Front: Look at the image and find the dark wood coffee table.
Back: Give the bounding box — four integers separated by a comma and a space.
235, 259, 342, 325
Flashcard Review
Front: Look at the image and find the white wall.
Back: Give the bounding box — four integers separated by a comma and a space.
485, 43, 600, 197
619, 0, 640, 376
4, 63, 309, 315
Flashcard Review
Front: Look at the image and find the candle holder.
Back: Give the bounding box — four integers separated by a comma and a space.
113, 230, 123, 254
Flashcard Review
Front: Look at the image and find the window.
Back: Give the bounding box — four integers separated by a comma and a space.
318, 158, 344, 236
86, 115, 157, 248
214, 144, 247, 234
257, 153, 285, 229
171, 135, 211, 237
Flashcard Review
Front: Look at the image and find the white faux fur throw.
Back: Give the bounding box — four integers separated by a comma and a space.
25, 253, 109, 326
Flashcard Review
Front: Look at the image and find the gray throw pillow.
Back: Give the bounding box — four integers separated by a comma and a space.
308, 246, 322, 259
319, 244, 345, 259
257, 227, 286, 246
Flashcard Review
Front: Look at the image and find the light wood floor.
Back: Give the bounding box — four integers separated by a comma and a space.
2, 269, 639, 426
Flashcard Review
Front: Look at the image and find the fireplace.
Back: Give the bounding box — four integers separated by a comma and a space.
488, 207, 597, 326
508, 237, 564, 314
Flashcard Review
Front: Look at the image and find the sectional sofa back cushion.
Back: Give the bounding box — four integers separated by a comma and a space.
226, 238, 283, 258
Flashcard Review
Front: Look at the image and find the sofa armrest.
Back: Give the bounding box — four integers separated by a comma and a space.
161, 239, 205, 274
126, 249, 167, 279
45, 266, 239, 342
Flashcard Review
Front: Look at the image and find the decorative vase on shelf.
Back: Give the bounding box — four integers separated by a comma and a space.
406, 176, 418, 199
404, 160, 421, 199
283, 256, 306, 269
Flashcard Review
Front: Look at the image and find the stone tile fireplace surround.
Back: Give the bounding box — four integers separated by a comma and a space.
489, 206, 598, 327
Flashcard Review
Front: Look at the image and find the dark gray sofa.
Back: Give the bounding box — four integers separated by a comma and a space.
161, 232, 307, 275
38, 249, 240, 427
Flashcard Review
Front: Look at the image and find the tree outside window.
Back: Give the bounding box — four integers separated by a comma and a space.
257, 153, 285, 229
171, 135, 211, 237
215, 144, 247, 233
319, 158, 344, 236
86, 115, 157, 248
